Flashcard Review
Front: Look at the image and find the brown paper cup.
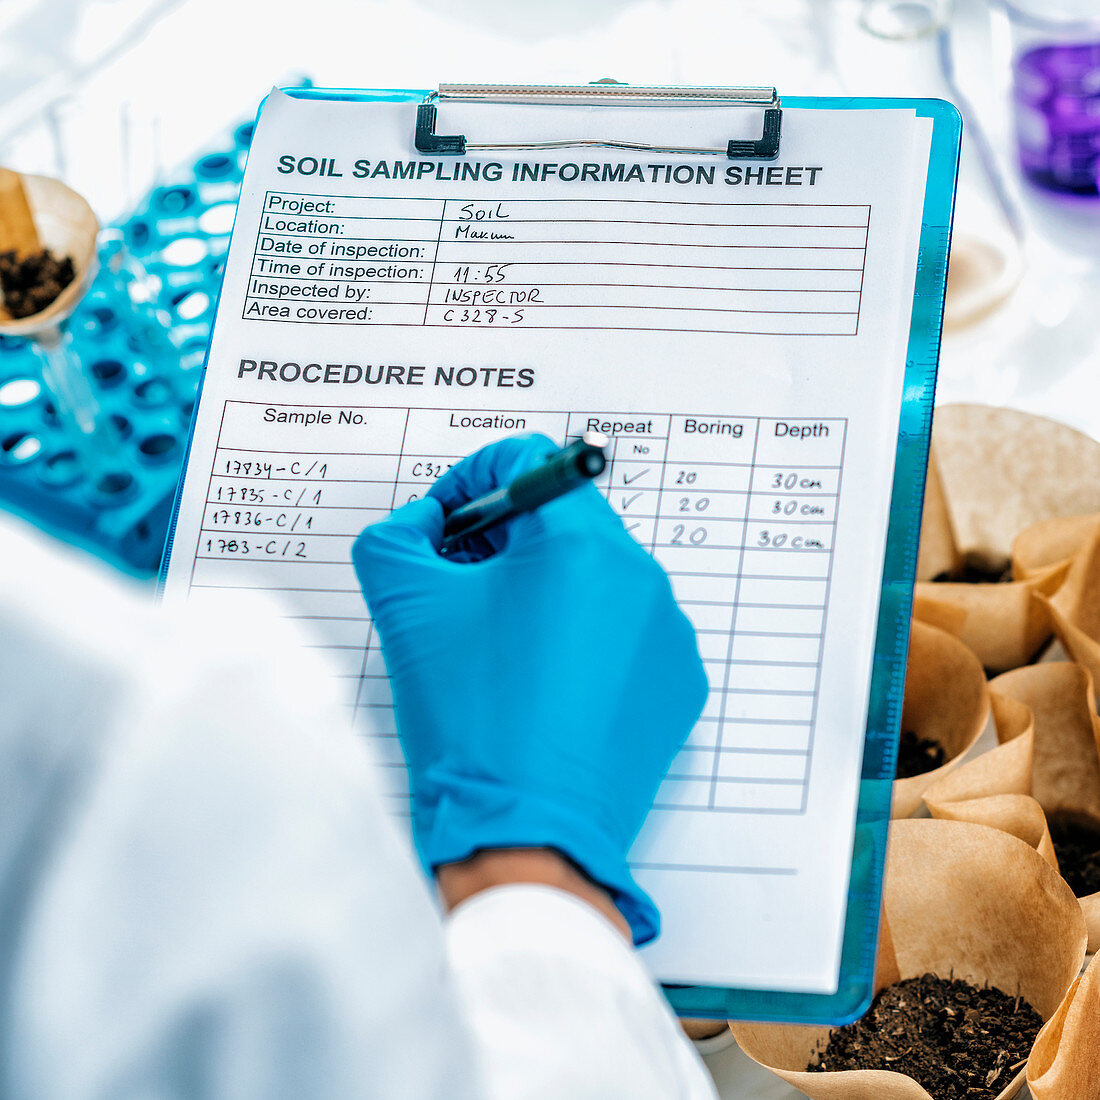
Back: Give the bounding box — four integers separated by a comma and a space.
931, 405, 1100, 572
731, 820, 1087, 1100
1027, 951, 1100, 1100
892, 620, 990, 818
914, 562, 1066, 674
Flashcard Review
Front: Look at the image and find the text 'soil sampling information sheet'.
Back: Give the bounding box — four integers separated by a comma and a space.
162, 90, 933, 994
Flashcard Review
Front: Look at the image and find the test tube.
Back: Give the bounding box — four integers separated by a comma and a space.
32, 323, 126, 476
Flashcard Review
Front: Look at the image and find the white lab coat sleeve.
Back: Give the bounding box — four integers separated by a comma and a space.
0, 518, 480, 1100
447, 885, 719, 1100
0, 516, 717, 1100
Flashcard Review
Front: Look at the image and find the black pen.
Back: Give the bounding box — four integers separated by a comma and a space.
441, 432, 609, 553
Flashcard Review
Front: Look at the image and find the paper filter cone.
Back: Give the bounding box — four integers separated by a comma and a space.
930, 405, 1100, 573
923, 693, 1034, 805
1027, 951, 1100, 1100
931, 665, 1100, 952
914, 562, 1066, 674
914, 408, 1100, 670
911, 591, 968, 636
1013, 514, 1100, 581
992, 664, 1100, 821
916, 445, 961, 582
731, 820, 1087, 1100
892, 620, 990, 818
1039, 521, 1100, 691
996, 665, 1100, 953
0, 172, 98, 336
1080, 893, 1100, 957
680, 1018, 729, 1042
1044, 602, 1100, 698
925, 793, 1057, 869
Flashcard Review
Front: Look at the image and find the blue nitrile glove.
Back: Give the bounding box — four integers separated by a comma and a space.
352, 434, 707, 944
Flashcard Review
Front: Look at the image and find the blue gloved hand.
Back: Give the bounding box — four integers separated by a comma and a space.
352, 434, 707, 944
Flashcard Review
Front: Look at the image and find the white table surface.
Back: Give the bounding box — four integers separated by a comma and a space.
1, 2, 1094, 1095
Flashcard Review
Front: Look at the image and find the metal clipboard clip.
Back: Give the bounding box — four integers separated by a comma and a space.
414, 83, 782, 161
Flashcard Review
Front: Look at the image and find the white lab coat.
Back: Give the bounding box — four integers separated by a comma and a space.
0, 515, 717, 1099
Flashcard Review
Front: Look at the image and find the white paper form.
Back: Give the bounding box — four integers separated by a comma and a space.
161, 90, 933, 994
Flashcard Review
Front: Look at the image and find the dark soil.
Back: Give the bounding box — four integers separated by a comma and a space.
807, 973, 1042, 1100
928, 563, 1012, 589
896, 728, 947, 779
0, 248, 75, 318
1048, 811, 1100, 898
932, 563, 1014, 584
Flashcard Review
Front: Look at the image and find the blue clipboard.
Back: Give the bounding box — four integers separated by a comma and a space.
161, 86, 960, 1026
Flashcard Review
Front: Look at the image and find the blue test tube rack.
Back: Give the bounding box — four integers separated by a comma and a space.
0, 92, 305, 576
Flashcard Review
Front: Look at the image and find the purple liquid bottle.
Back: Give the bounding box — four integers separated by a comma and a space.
1010, 5, 1100, 196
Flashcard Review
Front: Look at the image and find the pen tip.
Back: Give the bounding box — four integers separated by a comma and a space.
580, 450, 606, 477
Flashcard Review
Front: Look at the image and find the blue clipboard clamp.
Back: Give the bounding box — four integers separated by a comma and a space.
163, 85, 961, 1026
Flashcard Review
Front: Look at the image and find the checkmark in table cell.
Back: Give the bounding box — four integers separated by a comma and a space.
622, 468, 651, 485
620, 491, 643, 510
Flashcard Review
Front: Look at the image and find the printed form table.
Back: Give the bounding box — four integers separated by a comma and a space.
188, 400, 846, 819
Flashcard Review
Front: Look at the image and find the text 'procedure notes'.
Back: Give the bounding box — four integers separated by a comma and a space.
246, 193, 871, 336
